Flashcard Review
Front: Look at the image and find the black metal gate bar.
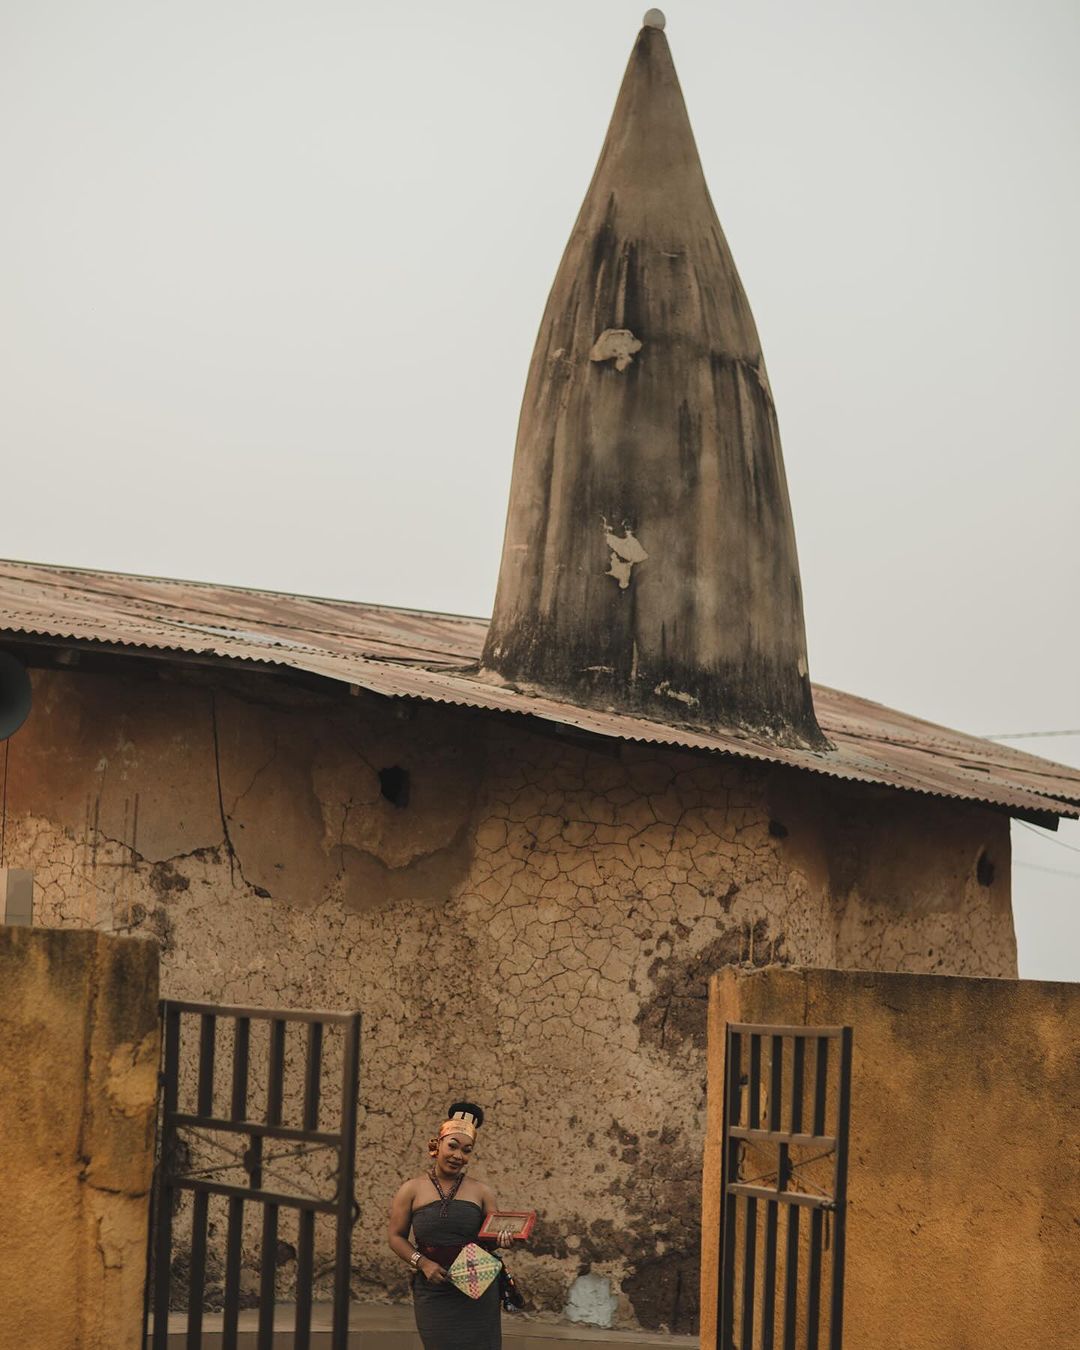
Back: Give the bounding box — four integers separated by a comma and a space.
257, 1016, 286, 1350
145, 1000, 361, 1350
782, 1036, 806, 1350
716, 1021, 853, 1350
718, 1026, 741, 1343
151, 1005, 181, 1349
294, 1021, 323, 1350
186, 1012, 216, 1347
760, 1033, 783, 1347
222, 1014, 250, 1350
741, 1032, 760, 1349
828, 1030, 853, 1346
332, 1014, 361, 1336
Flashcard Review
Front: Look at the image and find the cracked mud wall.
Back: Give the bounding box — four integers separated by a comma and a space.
2, 665, 1014, 1332
0, 925, 159, 1350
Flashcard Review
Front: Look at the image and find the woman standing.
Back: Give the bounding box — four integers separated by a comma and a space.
388, 1102, 512, 1350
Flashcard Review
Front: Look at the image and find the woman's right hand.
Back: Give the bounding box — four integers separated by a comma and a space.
420, 1258, 449, 1285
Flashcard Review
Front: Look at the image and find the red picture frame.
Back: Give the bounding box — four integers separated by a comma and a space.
478, 1210, 536, 1241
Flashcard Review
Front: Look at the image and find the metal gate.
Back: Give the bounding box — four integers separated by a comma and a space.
145, 1000, 361, 1349
716, 1023, 853, 1350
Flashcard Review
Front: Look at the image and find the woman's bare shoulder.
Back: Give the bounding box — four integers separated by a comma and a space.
392, 1175, 428, 1203
471, 1178, 497, 1206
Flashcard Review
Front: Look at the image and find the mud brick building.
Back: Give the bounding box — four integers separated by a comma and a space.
1, 15, 1077, 1334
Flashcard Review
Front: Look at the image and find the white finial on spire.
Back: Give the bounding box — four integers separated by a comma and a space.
643, 9, 666, 29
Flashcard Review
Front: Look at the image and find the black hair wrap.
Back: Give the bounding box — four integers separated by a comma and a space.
446, 1100, 485, 1128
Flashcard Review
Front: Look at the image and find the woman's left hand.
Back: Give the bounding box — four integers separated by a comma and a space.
496, 1228, 514, 1249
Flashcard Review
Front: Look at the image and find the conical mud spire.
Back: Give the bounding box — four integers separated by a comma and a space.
482, 14, 824, 747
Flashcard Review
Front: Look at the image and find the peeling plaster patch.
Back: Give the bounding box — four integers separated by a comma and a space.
654, 681, 700, 709
590, 328, 642, 371
607, 557, 634, 589
104, 1032, 160, 1118
565, 1272, 617, 1328
603, 520, 648, 590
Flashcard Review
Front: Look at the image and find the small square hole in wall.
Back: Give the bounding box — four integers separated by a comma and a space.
378, 766, 410, 808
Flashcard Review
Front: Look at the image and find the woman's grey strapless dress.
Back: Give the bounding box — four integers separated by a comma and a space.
411, 1199, 502, 1349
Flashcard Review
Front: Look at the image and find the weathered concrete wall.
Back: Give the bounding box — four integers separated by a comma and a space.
0, 925, 159, 1350
2, 663, 1015, 1331
701, 967, 1080, 1350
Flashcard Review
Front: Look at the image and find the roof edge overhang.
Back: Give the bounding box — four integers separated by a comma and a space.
5, 625, 1077, 831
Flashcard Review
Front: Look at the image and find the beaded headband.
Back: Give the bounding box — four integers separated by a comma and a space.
437, 1115, 478, 1142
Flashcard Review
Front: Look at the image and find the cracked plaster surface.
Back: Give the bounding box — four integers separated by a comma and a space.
0, 926, 158, 1349
1, 668, 1016, 1332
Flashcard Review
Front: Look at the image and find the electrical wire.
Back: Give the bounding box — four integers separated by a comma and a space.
1016, 820, 1080, 855
1015, 861, 1080, 880
984, 729, 1080, 741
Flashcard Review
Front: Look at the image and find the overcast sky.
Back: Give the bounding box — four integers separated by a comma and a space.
2, 0, 1077, 978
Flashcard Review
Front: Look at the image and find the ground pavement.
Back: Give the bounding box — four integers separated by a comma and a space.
159, 1301, 698, 1348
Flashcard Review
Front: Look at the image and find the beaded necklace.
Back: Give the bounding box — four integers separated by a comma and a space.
428, 1166, 465, 1217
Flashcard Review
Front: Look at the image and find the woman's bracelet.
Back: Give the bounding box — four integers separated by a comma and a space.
409, 1249, 423, 1268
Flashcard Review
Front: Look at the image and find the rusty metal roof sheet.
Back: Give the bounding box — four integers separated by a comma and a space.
2, 558, 1078, 822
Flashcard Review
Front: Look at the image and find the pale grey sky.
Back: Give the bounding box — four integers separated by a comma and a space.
1, 0, 1077, 977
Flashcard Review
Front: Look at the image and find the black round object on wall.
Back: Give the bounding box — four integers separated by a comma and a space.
0, 651, 32, 741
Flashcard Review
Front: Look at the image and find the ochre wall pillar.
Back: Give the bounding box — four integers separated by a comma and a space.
701, 966, 1080, 1350
0, 927, 159, 1350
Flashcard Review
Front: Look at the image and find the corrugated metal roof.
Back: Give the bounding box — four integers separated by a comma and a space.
2, 558, 1078, 822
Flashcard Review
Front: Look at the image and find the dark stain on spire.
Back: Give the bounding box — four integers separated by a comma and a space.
482, 22, 826, 748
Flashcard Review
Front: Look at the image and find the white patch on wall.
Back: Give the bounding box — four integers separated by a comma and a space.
564, 1272, 617, 1328
590, 328, 643, 371
603, 520, 648, 590
654, 680, 700, 708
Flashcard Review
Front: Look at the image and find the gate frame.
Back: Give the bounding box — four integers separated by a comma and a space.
716, 1021, 853, 1350
144, 1000, 361, 1350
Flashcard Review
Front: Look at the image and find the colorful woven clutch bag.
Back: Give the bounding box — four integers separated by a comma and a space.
447, 1242, 502, 1299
